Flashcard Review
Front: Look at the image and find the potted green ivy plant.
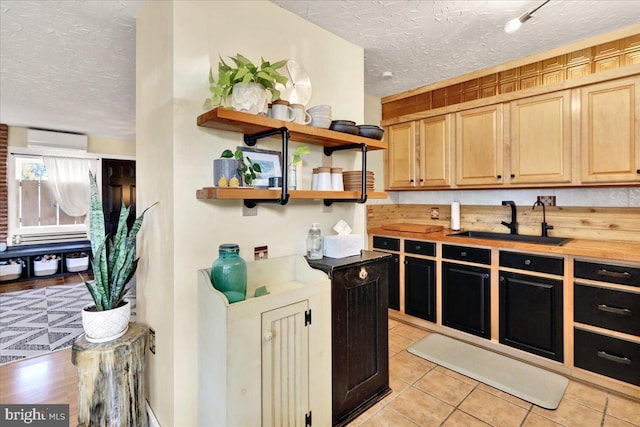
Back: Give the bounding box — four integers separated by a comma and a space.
204, 53, 288, 115
217, 149, 262, 187
80, 172, 157, 343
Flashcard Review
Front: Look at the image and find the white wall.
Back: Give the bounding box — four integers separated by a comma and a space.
137, 1, 365, 425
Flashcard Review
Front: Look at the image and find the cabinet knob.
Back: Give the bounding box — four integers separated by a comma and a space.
359, 267, 368, 280
416, 245, 421, 250
510, 174, 515, 178
497, 175, 502, 179
419, 179, 424, 182
263, 331, 274, 342
524, 259, 531, 266
410, 179, 414, 183
637, 169, 640, 174
500, 276, 505, 282
460, 251, 467, 257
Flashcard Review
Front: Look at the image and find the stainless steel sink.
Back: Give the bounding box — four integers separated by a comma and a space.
448, 231, 572, 246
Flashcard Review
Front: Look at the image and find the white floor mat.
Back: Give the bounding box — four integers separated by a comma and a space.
408, 333, 569, 409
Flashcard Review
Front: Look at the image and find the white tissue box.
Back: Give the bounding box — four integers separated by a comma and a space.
323, 235, 363, 258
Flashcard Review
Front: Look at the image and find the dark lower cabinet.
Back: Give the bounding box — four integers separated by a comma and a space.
404, 257, 436, 322
499, 271, 564, 362
307, 251, 391, 427
388, 253, 400, 310
442, 262, 491, 338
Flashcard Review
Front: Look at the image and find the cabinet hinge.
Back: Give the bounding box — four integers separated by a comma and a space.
305, 411, 312, 427
304, 309, 312, 326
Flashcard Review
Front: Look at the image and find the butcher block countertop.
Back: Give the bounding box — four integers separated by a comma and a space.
368, 226, 640, 263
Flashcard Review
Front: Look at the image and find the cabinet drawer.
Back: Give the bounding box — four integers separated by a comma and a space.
443, 245, 491, 265
500, 251, 563, 275
372, 236, 400, 252
575, 261, 640, 287
404, 240, 435, 256
574, 284, 640, 336
574, 328, 640, 386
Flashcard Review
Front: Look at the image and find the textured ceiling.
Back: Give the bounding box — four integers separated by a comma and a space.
0, 1, 638, 140
273, 0, 640, 99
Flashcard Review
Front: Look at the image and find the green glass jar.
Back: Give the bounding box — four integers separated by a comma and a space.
210, 243, 247, 303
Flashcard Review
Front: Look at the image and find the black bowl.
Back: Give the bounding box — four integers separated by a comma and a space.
330, 122, 359, 135
331, 120, 356, 126
358, 125, 384, 140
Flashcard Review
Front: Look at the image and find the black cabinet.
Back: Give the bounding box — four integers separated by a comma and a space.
307, 251, 391, 427
499, 271, 564, 361
404, 257, 436, 322
388, 253, 400, 310
442, 261, 491, 338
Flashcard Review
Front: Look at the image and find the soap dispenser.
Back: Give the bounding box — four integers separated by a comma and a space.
306, 223, 323, 260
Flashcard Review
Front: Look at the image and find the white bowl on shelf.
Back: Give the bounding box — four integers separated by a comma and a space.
34, 259, 59, 276
0, 263, 22, 281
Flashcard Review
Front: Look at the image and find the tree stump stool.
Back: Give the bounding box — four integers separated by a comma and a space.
72, 323, 148, 427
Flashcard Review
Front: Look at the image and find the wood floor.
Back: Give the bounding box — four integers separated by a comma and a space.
0, 348, 78, 423
0, 273, 90, 294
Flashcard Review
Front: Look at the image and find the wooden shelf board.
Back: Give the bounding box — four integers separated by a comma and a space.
197, 187, 387, 200
197, 108, 387, 151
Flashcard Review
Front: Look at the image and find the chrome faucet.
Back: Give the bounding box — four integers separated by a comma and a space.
501, 201, 518, 234
532, 200, 554, 237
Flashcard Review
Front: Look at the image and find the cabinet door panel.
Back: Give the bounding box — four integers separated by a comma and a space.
510, 91, 572, 184
442, 262, 491, 338
404, 257, 436, 322
581, 78, 640, 183
499, 272, 563, 362
455, 105, 504, 186
387, 122, 416, 188
419, 115, 451, 187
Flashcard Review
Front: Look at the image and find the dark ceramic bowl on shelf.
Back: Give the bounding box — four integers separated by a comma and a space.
330, 121, 359, 135
357, 125, 384, 140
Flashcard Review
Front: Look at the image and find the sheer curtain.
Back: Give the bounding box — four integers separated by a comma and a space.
43, 157, 96, 217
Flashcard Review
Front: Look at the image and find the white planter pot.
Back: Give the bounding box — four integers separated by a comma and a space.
230, 82, 269, 115
66, 256, 89, 272
82, 299, 131, 343
34, 259, 59, 276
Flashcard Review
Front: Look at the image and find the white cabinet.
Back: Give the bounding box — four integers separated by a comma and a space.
198, 255, 331, 427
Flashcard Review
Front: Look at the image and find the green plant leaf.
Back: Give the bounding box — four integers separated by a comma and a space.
221, 149, 234, 158
271, 59, 287, 69
242, 73, 253, 83
208, 67, 214, 84
253, 163, 262, 173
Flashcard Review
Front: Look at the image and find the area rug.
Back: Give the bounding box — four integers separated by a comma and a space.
0, 282, 136, 365
408, 333, 569, 409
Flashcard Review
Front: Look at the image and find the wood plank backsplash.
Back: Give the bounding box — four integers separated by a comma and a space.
367, 204, 640, 243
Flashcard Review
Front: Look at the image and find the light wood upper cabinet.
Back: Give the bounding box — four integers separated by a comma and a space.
418, 115, 451, 187
455, 104, 504, 186
510, 90, 572, 184
387, 122, 416, 188
580, 77, 640, 183
387, 117, 451, 188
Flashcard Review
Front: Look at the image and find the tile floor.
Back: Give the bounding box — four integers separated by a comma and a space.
350, 320, 640, 427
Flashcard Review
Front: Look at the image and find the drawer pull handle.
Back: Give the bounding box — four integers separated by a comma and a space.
460, 251, 467, 257
524, 259, 531, 266
416, 245, 421, 250
597, 350, 631, 365
359, 267, 368, 280
597, 269, 631, 279
597, 304, 632, 316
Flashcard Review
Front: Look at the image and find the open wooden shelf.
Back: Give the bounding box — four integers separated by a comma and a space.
197, 107, 387, 151
197, 187, 387, 201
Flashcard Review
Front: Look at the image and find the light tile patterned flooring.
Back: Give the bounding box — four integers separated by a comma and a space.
350, 320, 640, 427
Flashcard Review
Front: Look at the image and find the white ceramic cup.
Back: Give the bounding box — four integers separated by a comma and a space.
272, 101, 295, 122
291, 104, 312, 125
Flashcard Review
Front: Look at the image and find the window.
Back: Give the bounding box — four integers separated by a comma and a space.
15, 157, 86, 227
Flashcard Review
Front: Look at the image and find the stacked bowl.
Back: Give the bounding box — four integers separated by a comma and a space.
307, 105, 332, 128
343, 171, 375, 192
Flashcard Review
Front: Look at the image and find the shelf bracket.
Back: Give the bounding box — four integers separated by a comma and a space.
323, 143, 368, 206
242, 127, 290, 208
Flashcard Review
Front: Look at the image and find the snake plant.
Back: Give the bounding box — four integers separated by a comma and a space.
83, 172, 156, 311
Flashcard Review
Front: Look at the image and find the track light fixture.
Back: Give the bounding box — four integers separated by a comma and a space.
504, 0, 551, 34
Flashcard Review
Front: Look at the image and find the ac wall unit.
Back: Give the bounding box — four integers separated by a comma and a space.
27, 129, 88, 152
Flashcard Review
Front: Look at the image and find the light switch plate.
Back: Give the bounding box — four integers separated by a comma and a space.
431, 207, 440, 219
537, 196, 556, 207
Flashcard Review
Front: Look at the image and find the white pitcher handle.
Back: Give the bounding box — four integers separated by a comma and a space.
303, 111, 312, 125
287, 107, 296, 122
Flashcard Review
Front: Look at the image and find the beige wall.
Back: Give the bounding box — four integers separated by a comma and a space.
136, 1, 365, 425
7, 125, 135, 156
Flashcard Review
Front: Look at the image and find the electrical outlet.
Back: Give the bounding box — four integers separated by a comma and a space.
149, 328, 156, 354
254, 245, 268, 260
431, 207, 440, 219
537, 196, 556, 207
